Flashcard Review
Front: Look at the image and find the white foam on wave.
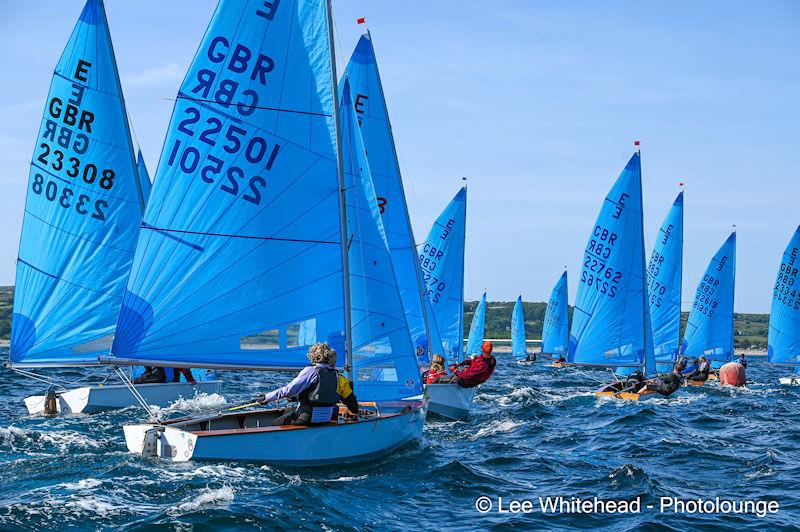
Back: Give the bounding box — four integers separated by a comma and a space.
327, 475, 368, 482
170, 486, 235, 514
61, 478, 103, 491
159, 464, 250, 482
471, 419, 520, 440
150, 392, 228, 416
0, 426, 101, 453
496, 386, 537, 405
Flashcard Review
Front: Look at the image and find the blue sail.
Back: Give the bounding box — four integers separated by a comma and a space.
648, 192, 683, 364
465, 292, 487, 356
340, 79, 421, 401
569, 153, 655, 372
511, 296, 527, 359
136, 149, 152, 203
420, 187, 467, 362
768, 226, 800, 367
343, 33, 438, 366
681, 232, 737, 364
542, 271, 569, 356
11, 0, 146, 367
110, 0, 347, 369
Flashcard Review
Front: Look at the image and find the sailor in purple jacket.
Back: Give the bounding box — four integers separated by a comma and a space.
259, 342, 359, 426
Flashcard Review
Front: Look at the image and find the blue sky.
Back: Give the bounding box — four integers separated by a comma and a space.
1, 1, 798, 312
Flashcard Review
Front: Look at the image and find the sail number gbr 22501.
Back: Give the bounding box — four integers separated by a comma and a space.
166, 106, 280, 206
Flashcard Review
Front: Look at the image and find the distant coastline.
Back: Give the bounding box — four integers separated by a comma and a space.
0, 287, 770, 348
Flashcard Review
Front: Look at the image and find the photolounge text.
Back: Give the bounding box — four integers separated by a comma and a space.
477, 496, 780, 517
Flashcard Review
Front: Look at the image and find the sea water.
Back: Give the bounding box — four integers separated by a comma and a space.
0, 353, 797, 529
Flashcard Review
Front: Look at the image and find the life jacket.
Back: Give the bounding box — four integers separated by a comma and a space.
426, 369, 446, 384
296, 366, 339, 424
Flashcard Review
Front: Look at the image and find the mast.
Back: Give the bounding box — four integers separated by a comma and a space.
636, 142, 650, 375
563, 266, 569, 355
367, 29, 435, 364
459, 178, 468, 361
327, 0, 353, 380
731, 225, 737, 359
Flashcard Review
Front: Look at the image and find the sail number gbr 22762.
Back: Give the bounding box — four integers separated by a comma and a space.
166, 106, 280, 206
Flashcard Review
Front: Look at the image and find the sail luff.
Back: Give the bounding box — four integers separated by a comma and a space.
459, 183, 468, 362
327, 0, 353, 378
636, 150, 656, 376
511, 296, 527, 359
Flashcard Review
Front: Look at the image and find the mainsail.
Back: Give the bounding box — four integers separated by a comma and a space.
110, 0, 347, 370
542, 271, 569, 356
647, 192, 684, 364
568, 153, 655, 373
343, 33, 439, 366
135, 149, 152, 202
420, 188, 467, 361
681, 232, 737, 364
465, 292, 487, 356
11, 0, 146, 367
767, 226, 800, 368
339, 79, 421, 400
511, 296, 527, 360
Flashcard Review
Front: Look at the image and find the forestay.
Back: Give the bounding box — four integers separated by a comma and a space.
568, 154, 655, 372
511, 296, 527, 360
647, 192, 683, 364
542, 271, 569, 356
681, 232, 737, 363
110, 0, 347, 369
343, 33, 439, 366
11, 0, 146, 367
339, 79, 422, 401
768, 226, 800, 367
420, 188, 467, 362
465, 292, 486, 356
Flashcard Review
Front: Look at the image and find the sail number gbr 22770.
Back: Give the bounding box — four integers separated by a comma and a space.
166, 106, 280, 206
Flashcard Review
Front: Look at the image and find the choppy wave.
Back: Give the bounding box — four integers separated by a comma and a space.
0, 358, 797, 529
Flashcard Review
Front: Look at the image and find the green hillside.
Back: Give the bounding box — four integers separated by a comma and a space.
0, 288, 768, 349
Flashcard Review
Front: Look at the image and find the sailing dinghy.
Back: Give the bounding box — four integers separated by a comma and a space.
542, 271, 569, 367
564, 150, 662, 401
768, 226, 800, 384
512, 296, 530, 363
419, 188, 475, 419
9, 0, 219, 414
680, 232, 737, 374
109, 0, 425, 464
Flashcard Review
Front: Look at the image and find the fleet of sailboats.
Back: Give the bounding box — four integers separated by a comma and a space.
3, 0, 793, 468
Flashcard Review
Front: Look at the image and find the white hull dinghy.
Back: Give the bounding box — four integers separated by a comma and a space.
24, 380, 222, 415
779, 376, 800, 386
104, 0, 430, 466
425, 383, 475, 420
124, 400, 426, 465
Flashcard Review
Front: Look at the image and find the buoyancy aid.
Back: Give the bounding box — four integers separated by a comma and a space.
296, 366, 339, 423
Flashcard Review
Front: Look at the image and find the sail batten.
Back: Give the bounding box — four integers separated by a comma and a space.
568, 153, 654, 370
768, 226, 800, 367
11, 0, 146, 367
681, 232, 737, 363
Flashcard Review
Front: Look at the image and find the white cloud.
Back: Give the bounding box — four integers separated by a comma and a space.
124, 63, 183, 87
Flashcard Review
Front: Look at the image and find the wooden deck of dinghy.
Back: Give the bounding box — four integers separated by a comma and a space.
166, 402, 419, 438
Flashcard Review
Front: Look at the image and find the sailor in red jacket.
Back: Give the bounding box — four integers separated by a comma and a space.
449, 341, 497, 388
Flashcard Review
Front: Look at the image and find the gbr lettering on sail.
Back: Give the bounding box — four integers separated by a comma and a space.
166, 1, 287, 207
